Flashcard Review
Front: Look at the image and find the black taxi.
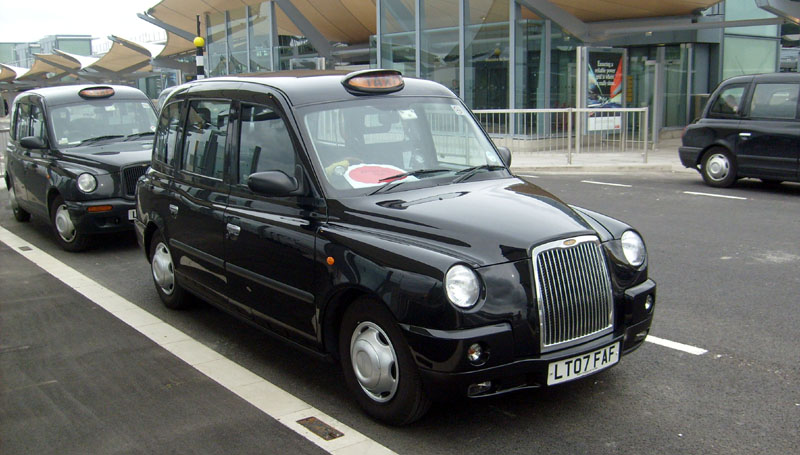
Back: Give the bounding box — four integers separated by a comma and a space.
4, 85, 156, 251
680, 72, 800, 187
135, 69, 656, 425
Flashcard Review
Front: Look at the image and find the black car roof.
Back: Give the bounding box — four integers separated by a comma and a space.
18, 84, 150, 107
176, 70, 457, 107
720, 72, 800, 87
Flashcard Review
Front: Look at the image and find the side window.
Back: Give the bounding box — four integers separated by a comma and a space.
181, 100, 230, 179
709, 85, 745, 116
238, 103, 297, 185
749, 83, 799, 119
153, 102, 182, 166
14, 103, 31, 139
30, 105, 47, 140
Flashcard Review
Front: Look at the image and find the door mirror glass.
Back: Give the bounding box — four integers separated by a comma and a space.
496, 146, 512, 167
20, 136, 48, 150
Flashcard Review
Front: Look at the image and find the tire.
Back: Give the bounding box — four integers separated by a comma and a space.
7, 177, 31, 222
50, 195, 90, 252
339, 297, 431, 425
701, 147, 737, 188
149, 229, 189, 309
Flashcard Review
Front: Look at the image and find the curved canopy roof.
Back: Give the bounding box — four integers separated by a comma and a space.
0, 64, 29, 83
91, 36, 163, 73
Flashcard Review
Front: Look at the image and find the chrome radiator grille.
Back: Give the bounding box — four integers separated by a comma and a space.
532, 236, 614, 351
122, 164, 148, 198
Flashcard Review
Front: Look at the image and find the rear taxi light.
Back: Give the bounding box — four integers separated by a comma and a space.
342, 69, 404, 93
79, 87, 115, 99
87, 205, 113, 213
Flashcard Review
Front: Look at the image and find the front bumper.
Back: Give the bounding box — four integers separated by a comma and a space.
406, 279, 656, 400
678, 146, 703, 169
65, 198, 137, 235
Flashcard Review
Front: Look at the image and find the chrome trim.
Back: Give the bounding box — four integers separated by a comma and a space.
532, 235, 614, 352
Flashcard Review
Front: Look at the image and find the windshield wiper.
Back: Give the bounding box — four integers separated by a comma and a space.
368, 168, 452, 196
125, 131, 155, 141
77, 135, 124, 145
378, 168, 451, 182
451, 164, 506, 183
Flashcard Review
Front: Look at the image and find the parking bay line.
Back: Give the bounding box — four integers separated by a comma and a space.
581, 180, 632, 188
683, 191, 747, 200
0, 225, 397, 455
645, 335, 707, 355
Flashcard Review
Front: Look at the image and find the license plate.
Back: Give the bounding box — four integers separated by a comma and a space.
128, 209, 137, 221
547, 342, 620, 386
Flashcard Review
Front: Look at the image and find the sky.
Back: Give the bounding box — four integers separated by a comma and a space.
0, 0, 163, 47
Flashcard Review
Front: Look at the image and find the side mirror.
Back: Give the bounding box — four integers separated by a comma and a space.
247, 170, 299, 196
20, 136, 48, 150
496, 146, 512, 167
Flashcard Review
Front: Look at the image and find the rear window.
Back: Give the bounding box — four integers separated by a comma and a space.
709, 85, 746, 116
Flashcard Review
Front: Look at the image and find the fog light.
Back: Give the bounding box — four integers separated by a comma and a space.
468, 381, 492, 396
644, 295, 654, 311
467, 343, 483, 363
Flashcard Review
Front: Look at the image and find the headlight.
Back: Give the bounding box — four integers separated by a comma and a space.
445, 264, 480, 309
77, 173, 97, 193
620, 230, 646, 267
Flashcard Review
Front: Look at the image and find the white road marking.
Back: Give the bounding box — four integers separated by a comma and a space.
581, 180, 632, 188
645, 335, 708, 356
683, 191, 747, 200
0, 226, 397, 455
519, 174, 539, 179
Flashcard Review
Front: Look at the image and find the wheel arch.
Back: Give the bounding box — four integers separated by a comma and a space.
321, 286, 380, 360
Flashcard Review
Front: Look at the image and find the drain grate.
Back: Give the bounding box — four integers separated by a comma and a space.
296, 416, 344, 441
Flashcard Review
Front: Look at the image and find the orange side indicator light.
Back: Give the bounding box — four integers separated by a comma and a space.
87, 205, 113, 213
326, 257, 335, 266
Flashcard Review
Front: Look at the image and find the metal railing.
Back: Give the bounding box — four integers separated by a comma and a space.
473, 107, 650, 164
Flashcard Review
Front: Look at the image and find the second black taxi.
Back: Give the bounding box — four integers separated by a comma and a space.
135, 69, 657, 425
4, 85, 157, 251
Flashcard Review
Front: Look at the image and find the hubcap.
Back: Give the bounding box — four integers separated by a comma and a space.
54, 204, 76, 242
350, 321, 399, 403
706, 153, 730, 181
152, 242, 175, 295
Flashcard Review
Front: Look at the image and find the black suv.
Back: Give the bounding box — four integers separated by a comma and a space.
680, 72, 800, 187
4, 85, 156, 251
135, 70, 656, 425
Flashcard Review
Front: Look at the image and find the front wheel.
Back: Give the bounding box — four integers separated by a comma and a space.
701, 147, 737, 188
149, 230, 189, 309
339, 298, 431, 425
50, 195, 90, 251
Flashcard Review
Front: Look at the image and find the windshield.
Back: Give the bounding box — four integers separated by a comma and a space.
50, 100, 157, 148
299, 97, 506, 197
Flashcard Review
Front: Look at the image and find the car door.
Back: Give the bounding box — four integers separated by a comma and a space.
19, 100, 54, 215
165, 97, 232, 305
224, 94, 324, 346
7, 101, 32, 206
736, 81, 800, 180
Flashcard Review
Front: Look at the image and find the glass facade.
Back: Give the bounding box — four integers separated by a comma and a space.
421, 0, 459, 94
380, 0, 417, 76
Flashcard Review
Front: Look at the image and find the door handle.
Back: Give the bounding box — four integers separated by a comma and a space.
226, 223, 241, 239
168, 204, 179, 216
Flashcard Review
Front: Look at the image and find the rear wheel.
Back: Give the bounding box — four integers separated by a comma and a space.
701, 147, 737, 188
339, 297, 431, 425
50, 195, 90, 252
149, 230, 189, 309
7, 178, 31, 222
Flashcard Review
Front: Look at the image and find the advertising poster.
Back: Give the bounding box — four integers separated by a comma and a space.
586, 50, 624, 131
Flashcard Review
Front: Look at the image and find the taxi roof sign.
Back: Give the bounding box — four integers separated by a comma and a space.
78, 87, 115, 99
342, 69, 404, 94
